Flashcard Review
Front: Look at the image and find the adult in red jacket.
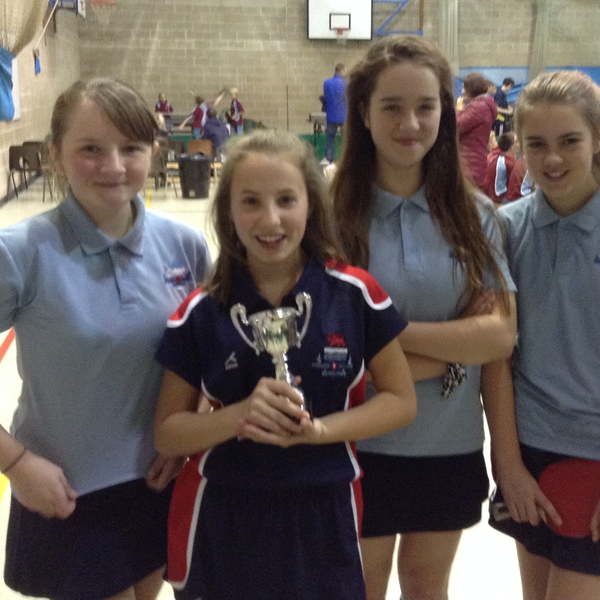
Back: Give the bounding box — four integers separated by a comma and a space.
456, 73, 497, 189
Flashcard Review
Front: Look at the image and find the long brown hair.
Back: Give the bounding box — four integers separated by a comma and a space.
332, 34, 507, 307
204, 130, 344, 307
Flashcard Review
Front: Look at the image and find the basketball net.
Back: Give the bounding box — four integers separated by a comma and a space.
89, 0, 117, 26
335, 28, 349, 46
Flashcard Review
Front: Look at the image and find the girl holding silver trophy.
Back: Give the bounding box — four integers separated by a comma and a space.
154, 130, 417, 600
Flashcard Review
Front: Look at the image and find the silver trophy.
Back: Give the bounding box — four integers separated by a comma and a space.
230, 292, 312, 413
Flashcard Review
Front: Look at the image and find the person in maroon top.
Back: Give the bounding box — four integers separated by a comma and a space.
457, 73, 497, 190
155, 92, 174, 131
484, 132, 518, 204
229, 87, 244, 135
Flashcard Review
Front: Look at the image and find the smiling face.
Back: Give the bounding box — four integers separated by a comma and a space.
363, 61, 442, 196
230, 152, 310, 279
53, 98, 153, 223
521, 102, 600, 215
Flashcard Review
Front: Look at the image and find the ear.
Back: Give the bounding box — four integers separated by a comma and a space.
360, 102, 370, 129
49, 142, 64, 176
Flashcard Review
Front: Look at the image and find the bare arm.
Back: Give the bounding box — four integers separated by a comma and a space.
178, 116, 191, 130
481, 359, 561, 526
398, 292, 517, 365
240, 337, 417, 447
0, 426, 77, 519
404, 352, 447, 381
154, 370, 308, 457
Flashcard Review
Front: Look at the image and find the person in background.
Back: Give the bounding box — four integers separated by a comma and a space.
493, 78, 515, 137
485, 132, 518, 205
332, 35, 516, 600
457, 73, 498, 190
323, 63, 347, 164
179, 90, 226, 140
156, 92, 174, 131
507, 156, 534, 201
229, 87, 244, 135
0, 78, 211, 600
201, 107, 230, 161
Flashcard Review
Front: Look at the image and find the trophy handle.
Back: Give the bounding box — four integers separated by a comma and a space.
230, 303, 261, 355
294, 293, 312, 347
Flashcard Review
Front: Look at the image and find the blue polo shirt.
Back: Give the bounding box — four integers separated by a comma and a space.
156, 257, 406, 488
0, 193, 211, 495
500, 187, 600, 460
358, 185, 515, 457
324, 73, 347, 124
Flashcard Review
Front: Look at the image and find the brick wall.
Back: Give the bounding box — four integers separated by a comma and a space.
77, 0, 600, 135
0, 10, 80, 201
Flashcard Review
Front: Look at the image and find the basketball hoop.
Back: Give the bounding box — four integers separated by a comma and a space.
335, 27, 349, 45
89, 0, 117, 26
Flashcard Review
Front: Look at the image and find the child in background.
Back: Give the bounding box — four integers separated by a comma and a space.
332, 35, 516, 600
154, 130, 417, 600
229, 87, 244, 134
488, 69, 600, 599
180, 90, 226, 139
0, 78, 211, 600
485, 132, 518, 204
156, 92, 174, 130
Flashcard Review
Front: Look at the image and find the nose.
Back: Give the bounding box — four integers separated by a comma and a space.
100, 148, 126, 174
398, 110, 419, 132
543, 148, 564, 168
261, 201, 281, 225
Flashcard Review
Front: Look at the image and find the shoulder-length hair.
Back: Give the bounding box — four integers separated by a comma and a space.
332, 34, 507, 307
204, 129, 344, 306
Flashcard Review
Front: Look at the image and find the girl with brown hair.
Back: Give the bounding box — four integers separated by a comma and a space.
332, 35, 517, 600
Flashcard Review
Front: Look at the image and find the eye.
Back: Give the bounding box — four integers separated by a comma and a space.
563, 137, 581, 146
240, 196, 258, 206
124, 144, 146, 154
278, 195, 296, 206
525, 140, 543, 150
81, 144, 100, 154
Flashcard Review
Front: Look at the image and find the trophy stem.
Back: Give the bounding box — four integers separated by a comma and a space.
273, 352, 293, 385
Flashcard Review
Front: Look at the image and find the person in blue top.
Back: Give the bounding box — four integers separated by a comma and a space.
201, 107, 230, 161
153, 130, 418, 600
0, 78, 211, 600
323, 62, 347, 164
332, 35, 517, 600
488, 70, 600, 600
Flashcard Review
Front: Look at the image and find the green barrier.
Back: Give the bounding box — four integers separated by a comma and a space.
169, 132, 193, 152
298, 133, 342, 161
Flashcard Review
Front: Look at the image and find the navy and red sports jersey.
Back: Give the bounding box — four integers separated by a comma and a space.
230, 97, 243, 126
156, 257, 406, 488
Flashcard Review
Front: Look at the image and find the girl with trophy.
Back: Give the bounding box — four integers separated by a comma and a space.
331, 35, 517, 600
154, 130, 418, 600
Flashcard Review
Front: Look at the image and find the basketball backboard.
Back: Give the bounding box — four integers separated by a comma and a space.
307, 0, 372, 41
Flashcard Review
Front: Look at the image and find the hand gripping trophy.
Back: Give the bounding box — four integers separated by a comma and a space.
230, 292, 312, 414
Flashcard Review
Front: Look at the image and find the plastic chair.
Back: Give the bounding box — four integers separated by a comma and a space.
186, 139, 213, 156
8, 146, 25, 198
21, 141, 53, 202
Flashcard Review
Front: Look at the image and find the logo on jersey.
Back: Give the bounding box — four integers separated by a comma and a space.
164, 261, 192, 287
312, 336, 352, 377
225, 352, 238, 370
594, 255, 600, 264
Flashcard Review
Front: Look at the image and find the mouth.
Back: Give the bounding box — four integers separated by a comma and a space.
256, 234, 286, 250
544, 170, 567, 182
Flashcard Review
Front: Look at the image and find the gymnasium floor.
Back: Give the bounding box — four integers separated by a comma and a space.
0, 179, 523, 599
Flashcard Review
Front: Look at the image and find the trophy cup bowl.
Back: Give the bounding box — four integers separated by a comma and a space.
230, 293, 312, 413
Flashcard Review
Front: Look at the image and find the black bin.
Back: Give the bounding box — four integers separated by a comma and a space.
178, 153, 212, 199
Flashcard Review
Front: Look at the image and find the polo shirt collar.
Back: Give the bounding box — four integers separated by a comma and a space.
59, 191, 146, 256
372, 184, 429, 219
532, 187, 600, 232
230, 256, 324, 313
